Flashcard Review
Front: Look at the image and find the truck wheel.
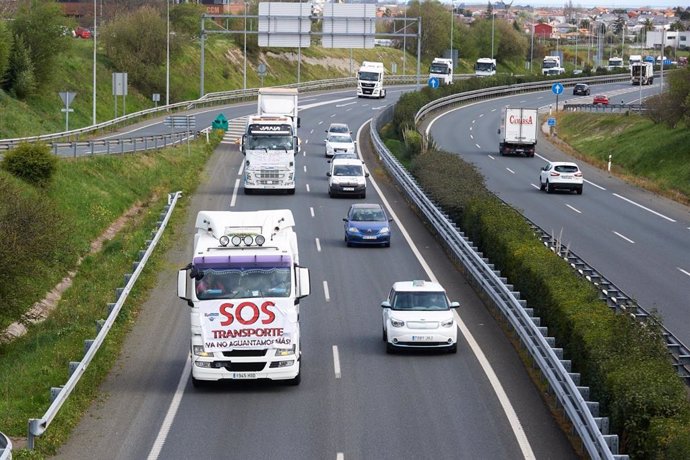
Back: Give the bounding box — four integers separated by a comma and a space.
285, 372, 301, 386
381, 89, 386, 99
191, 374, 204, 388
287, 188, 295, 195
244, 188, 253, 195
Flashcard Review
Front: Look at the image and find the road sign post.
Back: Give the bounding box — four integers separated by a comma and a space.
552, 82, 564, 112
428, 77, 439, 89
59, 92, 76, 132
257, 63, 267, 87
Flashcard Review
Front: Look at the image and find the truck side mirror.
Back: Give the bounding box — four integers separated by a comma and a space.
497, 128, 501, 135
296, 266, 311, 300
177, 269, 193, 307
241, 135, 246, 155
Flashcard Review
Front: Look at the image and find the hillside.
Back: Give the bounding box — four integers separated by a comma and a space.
0, 37, 416, 139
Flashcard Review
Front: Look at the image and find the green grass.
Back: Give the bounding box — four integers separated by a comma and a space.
555, 112, 690, 203
0, 138, 216, 458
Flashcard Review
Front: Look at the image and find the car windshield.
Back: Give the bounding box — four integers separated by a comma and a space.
576, 85, 587, 90
391, 291, 449, 310
329, 125, 349, 134
195, 267, 291, 299
351, 208, 386, 222
328, 134, 352, 144
554, 165, 579, 173
333, 165, 362, 176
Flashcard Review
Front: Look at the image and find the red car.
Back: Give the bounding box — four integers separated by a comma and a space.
74, 27, 91, 39
592, 94, 609, 105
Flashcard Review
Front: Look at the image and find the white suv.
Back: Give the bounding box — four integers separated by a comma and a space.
539, 161, 583, 194
327, 158, 368, 198
381, 280, 460, 353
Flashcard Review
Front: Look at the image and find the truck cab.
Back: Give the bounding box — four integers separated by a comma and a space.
542, 56, 564, 75
429, 58, 454, 85
475, 58, 496, 77
178, 210, 311, 386
357, 61, 386, 98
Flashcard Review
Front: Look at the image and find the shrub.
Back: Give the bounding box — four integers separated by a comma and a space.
1, 142, 58, 187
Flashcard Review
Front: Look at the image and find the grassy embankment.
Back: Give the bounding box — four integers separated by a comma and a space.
553, 111, 690, 205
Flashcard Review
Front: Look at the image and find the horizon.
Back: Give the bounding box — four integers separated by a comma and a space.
444, 1, 683, 9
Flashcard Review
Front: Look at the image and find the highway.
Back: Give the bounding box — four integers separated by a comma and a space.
427, 80, 690, 347
52, 88, 576, 459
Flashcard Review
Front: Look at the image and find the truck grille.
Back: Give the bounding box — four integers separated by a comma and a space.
258, 170, 283, 179
218, 362, 267, 372
222, 349, 267, 357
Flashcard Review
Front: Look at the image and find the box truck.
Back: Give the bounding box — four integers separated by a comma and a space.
498, 107, 538, 157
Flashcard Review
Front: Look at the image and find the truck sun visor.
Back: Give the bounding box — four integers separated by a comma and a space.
193, 254, 292, 268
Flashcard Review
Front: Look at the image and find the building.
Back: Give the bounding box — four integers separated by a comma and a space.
534, 23, 554, 39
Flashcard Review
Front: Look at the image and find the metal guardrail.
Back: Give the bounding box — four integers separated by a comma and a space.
26, 191, 183, 449
0, 431, 11, 460
562, 103, 646, 113
0, 75, 423, 152
371, 104, 627, 458
49, 132, 191, 158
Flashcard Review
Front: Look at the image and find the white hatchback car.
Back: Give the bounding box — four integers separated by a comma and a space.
325, 132, 356, 158
325, 122, 351, 136
539, 161, 583, 194
381, 280, 460, 353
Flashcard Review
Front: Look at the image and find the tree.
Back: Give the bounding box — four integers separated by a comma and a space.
100, 6, 179, 97
5, 34, 36, 99
10, 0, 70, 87
669, 21, 686, 32
0, 21, 11, 86
170, 2, 206, 39
403, 0, 455, 61
612, 15, 626, 36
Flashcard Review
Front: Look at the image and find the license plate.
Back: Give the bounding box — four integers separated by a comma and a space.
561, 175, 572, 179
266, 181, 274, 184
232, 372, 257, 379
363, 236, 376, 240
411, 336, 433, 341
343, 187, 354, 191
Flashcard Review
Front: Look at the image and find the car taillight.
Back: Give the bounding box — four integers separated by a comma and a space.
550, 172, 560, 176
575, 172, 583, 177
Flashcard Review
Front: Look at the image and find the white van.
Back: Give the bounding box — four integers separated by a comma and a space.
327, 158, 369, 198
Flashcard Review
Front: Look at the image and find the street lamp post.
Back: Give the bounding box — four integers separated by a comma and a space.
530, 17, 534, 71
450, 3, 453, 66
491, 13, 494, 60
92, 0, 96, 125
166, 0, 170, 107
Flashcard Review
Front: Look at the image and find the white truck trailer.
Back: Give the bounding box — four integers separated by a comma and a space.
498, 107, 538, 157
257, 87, 300, 132
631, 62, 654, 85
475, 58, 496, 76
357, 61, 386, 98
429, 58, 454, 85
177, 209, 311, 386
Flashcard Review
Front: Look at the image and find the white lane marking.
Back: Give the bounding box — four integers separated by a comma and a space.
469, 126, 473, 131
491, 108, 497, 111
310, 207, 315, 217
566, 204, 582, 214
678, 267, 690, 277
506, 168, 515, 175
238, 160, 245, 176
332, 345, 342, 379
479, 113, 484, 117
306, 184, 310, 193
613, 193, 676, 222
310, 129, 314, 134
472, 119, 476, 124
372, 105, 386, 110
475, 144, 481, 149
147, 357, 192, 460
304, 139, 309, 144
346, 107, 353, 112
304, 165, 307, 173
323, 280, 330, 302
584, 179, 605, 191
537, 96, 543, 99
330, 114, 336, 118
230, 179, 240, 207
530, 183, 540, 190
488, 155, 496, 160
303, 150, 306, 157
359, 119, 535, 460
315, 238, 322, 252
318, 121, 324, 125
336, 101, 357, 107
470, 134, 474, 140
519, 100, 527, 103
613, 231, 635, 243
337, 453, 344, 460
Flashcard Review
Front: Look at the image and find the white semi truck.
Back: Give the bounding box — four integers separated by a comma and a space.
241, 88, 300, 194
475, 58, 496, 76
542, 56, 564, 75
497, 107, 538, 157
177, 209, 311, 386
429, 58, 454, 85
357, 61, 386, 98
631, 62, 654, 85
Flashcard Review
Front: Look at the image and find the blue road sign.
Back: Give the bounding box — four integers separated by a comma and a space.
547, 117, 556, 126
428, 77, 439, 89
552, 83, 564, 95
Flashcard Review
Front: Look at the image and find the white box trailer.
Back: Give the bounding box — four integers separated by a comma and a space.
257, 87, 300, 131
498, 107, 538, 157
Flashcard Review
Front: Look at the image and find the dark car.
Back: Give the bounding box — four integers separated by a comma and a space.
343, 203, 392, 247
573, 83, 590, 95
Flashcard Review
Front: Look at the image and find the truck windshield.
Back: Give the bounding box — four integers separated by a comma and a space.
195, 267, 291, 299
246, 134, 293, 151
542, 60, 558, 69
475, 62, 494, 72
358, 71, 380, 81
430, 63, 449, 73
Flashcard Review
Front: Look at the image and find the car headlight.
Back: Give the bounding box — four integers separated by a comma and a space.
441, 318, 455, 328
327, 144, 334, 153
378, 227, 389, 234
347, 226, 361, 233
193, 345, 213, 357
275, 345, 296, 356
390, 317, 404, 328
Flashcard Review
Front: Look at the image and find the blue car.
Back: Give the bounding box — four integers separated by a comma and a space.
343, 203, 392, 247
